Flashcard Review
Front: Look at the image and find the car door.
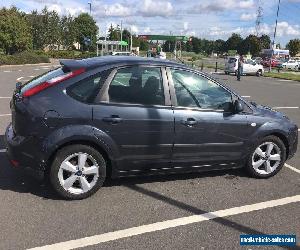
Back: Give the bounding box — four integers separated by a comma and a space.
244, 60, 254, 74
91, 65, 174, 174
167, 68, 252, 170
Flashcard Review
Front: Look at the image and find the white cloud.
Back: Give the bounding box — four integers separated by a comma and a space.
240, 13, 256, 21
93, 3, 132, 17
130, 25, 139, 33
239, 0, 255, 9
189, 0, 255, 13
183, 21, 189, 31
144, 27, 151, 33
138, 0, 173, 17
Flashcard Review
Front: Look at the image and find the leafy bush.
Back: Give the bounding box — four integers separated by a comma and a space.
0, 51, 49, 65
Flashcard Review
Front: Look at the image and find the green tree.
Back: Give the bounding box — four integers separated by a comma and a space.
74, 13, 98, 51
43, 8, 61, 50
26, 10, 44, 50
259, 34, 271, 49
0, 7, 32, 54
213, 39, 226, 55
27, 8, 61, 50
108, 24, 121, 41
286, 39, 300, 57
238, 35, 261, 56
60, 15, 77, 49
225, 33, 243, 51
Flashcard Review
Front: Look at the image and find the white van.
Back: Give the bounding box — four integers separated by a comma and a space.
225, 57, 264, 76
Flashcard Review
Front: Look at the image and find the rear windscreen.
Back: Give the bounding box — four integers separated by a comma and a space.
228, 58, 237, 63
21, 67, 70, 94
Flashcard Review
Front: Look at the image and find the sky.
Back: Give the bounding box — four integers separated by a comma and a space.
1, 0, 300, 46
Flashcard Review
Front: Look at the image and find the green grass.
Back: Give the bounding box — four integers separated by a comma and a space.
264, 72, 300, 82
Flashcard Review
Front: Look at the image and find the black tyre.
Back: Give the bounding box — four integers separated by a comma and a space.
224, 71, 229, 75
246, 135, 286, 178
50, 144, 106, 200
256, 69, 262, 77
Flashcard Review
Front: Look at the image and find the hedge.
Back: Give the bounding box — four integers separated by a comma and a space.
0, 51, 50, 65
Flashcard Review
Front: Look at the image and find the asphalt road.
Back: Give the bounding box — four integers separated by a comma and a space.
0, 63, 299, 250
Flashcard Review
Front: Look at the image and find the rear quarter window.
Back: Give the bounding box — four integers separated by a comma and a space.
67, 70, 110, 103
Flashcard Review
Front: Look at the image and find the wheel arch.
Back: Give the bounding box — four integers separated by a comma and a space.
45, 139, 113, 179
265, 132, 289, 160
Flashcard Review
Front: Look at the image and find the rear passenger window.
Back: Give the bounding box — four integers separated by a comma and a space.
67, 70, 110, 103
108, 67, 165, 106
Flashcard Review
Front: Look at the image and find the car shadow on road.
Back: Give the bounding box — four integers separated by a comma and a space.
122, 184, 296, 250
104, 167, 247, 187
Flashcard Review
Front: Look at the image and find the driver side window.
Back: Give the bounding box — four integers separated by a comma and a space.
171, 69, 232, 110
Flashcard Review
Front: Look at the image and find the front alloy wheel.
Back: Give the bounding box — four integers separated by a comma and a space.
247, 136, 286, 178
252, 142, 281, 175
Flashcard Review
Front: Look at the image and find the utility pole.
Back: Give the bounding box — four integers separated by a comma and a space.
120, 20, 123, 51
269, 0, 281, 72
87, 1, 92, 52
130, 27, 133, 52
255, 0, 263, 37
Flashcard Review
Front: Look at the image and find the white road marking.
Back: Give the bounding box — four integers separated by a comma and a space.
29, 75, 35, 77
28, 195, 300, 250
0, 97, 10, 99
18, 69, 22, 72
0, 114, 11, 117
298, 129, 300, 132
272, 107, 299, 109
241, 96, 251, 98
3, 70, 11, 73
0, 149, 7, 153
277, 79, 292, 82
34, 68, 40, 71
17, 76, 24, 81
285, 163, 300, 174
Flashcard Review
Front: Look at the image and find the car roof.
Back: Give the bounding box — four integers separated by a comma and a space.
60, 56, 188, 71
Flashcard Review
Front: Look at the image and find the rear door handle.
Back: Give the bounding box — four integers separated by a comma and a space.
103, 115, 122, 124
181, 118, 197, 126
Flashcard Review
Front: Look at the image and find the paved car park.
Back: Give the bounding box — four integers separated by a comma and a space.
0, 63, 299, 250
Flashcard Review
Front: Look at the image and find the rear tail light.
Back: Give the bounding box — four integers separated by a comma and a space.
22, 68, 85, 97
10, 160, 19, 167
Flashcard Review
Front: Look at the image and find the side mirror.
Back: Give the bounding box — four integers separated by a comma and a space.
234, 100, 244, 113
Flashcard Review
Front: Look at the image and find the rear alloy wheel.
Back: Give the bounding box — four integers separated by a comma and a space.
50, 145, 106, 199
246, 136, 286, 178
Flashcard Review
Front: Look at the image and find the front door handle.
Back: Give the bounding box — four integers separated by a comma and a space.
181, 118, 197, 126
103, 115, 122, 124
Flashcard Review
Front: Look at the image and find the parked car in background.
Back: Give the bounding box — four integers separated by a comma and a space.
156, 51, 166, 60
262, 58, 283, 68
252, 57, 263, 65
111, 51, 136, 56
282, 60, 299, 70
225, 57, 264, 76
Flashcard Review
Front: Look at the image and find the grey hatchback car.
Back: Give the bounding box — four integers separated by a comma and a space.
5, 56, 298, 199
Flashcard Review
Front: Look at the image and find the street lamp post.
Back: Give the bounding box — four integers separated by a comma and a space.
88, 1, 92, 15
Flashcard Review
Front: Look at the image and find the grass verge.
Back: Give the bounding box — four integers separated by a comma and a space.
264, 72, 300, 82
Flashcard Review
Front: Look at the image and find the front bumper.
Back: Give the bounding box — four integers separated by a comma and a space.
5, 123, 45, 180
